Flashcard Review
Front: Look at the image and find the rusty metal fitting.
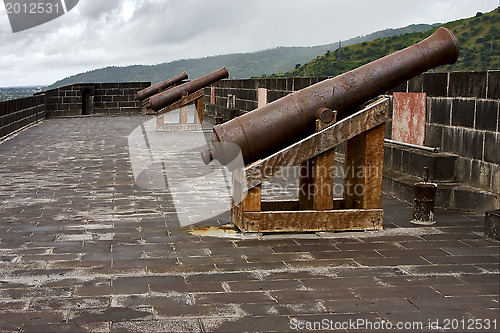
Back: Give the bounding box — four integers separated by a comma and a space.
315, 107, 336, 124
201, 148, 214, 165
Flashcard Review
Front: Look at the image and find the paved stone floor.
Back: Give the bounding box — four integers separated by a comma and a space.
0, 115, 498, 332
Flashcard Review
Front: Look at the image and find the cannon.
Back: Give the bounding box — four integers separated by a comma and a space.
202, 27, 459, 167
135, 72, 188, 101
147, 67, 229, 111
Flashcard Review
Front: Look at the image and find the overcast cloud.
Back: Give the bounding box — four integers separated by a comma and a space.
0, 0, 498, 86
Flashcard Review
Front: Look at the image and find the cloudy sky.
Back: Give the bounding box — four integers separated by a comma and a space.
0, 0, 498, 87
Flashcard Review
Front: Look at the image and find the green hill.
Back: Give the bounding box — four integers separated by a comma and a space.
47, 24, 436, 89
280, 8, 499, 78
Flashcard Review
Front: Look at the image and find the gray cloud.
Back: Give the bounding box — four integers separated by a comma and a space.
0, 0, 498, 86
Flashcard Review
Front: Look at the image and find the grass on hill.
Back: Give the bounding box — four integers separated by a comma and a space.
278, 7, 499, 78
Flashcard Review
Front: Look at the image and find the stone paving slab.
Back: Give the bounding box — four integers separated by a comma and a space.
0, 115, 498, 332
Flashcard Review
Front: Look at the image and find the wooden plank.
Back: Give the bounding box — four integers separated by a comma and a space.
344, 124, 385, 209
179, 105, 188, 124
362, 123, 385, 209
157, 115, 164, 126
245, 98, 389, 189
344, 131, 367, 209
298, 159, 314, 210
231, 201, 243, 231
231, 167, 247, 231
232, 167, 245, 207
156, 124, 203, 132
155, 89, 204, 117
313, 117, 336, 210
241, 209, 383, 233
344, 123, 385, 209
260, 199, 344, 212
242, 185, 261, 212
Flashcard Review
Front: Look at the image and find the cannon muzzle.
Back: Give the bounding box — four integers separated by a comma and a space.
135, 72, 188, 101
202, 27, 459, 167
147, 67, 229, 111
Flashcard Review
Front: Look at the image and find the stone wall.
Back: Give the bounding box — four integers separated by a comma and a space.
204, 77, 329, 123
0, 95, 45, 140
203, 71, 500, 195
402, 71, 499, 194
44, 82, 150, 118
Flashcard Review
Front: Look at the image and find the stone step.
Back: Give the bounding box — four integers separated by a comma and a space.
384, 142, 457, 182
382, 167, 499, 213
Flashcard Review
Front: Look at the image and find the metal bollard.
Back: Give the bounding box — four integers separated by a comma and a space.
411, 167, 437, 225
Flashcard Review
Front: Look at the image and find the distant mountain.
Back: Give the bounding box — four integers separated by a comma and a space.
47, 24, 437, 89
280, 7, 499, 78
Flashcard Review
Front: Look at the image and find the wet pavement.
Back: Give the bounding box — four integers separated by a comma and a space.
0, 115, 498, 332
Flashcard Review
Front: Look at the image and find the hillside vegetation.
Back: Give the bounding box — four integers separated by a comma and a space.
47, 24, 435, 89
280, 8, 499, 78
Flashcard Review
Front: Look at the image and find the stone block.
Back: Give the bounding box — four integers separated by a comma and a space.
99, 83, 118, 89
452, 99, 475, 128
118, 101, 136, 108
475, 99, 498, 131
249, 89, 258, 101
101, 95, 114, 102
408, 75, 423, 92
452, 127, 464, 156
470, 160, 483, 189
462, 128, 484, 160
485, 210, 500, 240
442, 126, 463, 155
386, 81, 407, 94
123, 88, 137, 95
267, 78, 277, 91
432, 153, 457, 182
384, 145, 393, 166
423, 72, 448, 97
487, 71, 500, 99
424, 123, 443, 147
294, 78, 311, 91
62, 97, 80, 105
385, 119, 392, 139
276, 79, 287, 90
484, 132, 500, 164
69, 103, 81, 112
448, 72, 487, 98
492, 164, 500, 194
255, 79, 268, 89
392, 146, 402, 172
394, 146, 457, 182
429, 98, 451, 125
105, 88, 122, 96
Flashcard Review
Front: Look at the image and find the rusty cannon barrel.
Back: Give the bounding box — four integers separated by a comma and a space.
135, 72, 188, 101
202, 27, 459, 167
147, 67, 229, 111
